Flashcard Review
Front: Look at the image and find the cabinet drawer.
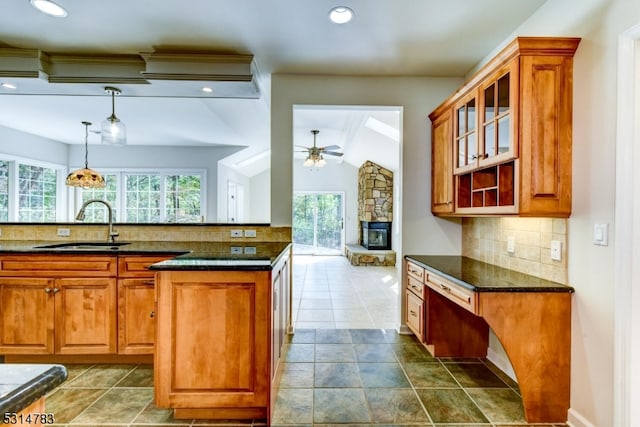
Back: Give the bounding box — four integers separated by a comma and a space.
406, 276, 425, 299
118, 255, 175, 278
405, 290, 424, 339
406, 261, 425, 282
426, 272, 477, 314
0, 255, 116, 277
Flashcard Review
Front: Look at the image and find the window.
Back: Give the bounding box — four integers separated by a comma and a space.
77, 170, 204, 223
0, 158, 65, 222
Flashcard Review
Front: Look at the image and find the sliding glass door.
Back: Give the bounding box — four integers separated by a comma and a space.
293, 192, 344, 255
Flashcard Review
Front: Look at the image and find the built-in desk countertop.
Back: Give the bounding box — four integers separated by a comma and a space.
404, 255, 573, 424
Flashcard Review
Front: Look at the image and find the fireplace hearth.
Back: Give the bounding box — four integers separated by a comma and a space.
361, 221, 391, 250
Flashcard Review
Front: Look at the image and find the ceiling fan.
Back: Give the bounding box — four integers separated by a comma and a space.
296, 129, 343, 167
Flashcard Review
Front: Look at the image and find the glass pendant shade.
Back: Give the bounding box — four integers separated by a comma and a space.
65, 121, 106, 188
101, 87, 127, 146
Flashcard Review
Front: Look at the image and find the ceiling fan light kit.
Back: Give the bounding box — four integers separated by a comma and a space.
299, 129, 342, 168
101, 86, 127, 146
65, 121, 106, 188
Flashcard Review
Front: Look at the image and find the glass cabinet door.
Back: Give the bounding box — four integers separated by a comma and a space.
479, 62, 517, 167
453, 93, 477, 174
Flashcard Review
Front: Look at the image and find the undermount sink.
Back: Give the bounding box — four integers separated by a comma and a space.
34, 242, 131, 250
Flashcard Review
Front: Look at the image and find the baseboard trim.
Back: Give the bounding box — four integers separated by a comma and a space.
486, 347, 517, 382
567, 408, 596, 427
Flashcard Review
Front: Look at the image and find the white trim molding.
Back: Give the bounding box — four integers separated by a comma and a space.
614, 21, 640, 427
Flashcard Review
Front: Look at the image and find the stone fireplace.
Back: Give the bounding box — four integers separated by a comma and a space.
344, 160, 395, 266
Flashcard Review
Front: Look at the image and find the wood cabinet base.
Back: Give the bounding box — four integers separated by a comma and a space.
173, 407, 267, 420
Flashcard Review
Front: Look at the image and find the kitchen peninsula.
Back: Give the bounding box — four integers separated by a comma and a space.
0, 239, 292, 422
404, 255, 574, 423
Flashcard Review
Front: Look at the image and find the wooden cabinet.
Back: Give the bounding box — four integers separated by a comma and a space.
430, 110, 454, 214
0, 255, 117, 355
117, 255, 174, 355
404, 261, 426, 341
154, 249, 291, 421
429, 37, 580, 217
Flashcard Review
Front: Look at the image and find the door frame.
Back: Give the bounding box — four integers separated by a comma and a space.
614, 21, 640, 427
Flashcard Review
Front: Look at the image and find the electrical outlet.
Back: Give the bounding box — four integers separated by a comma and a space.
230, 229, 243, 237
244, 229, 257, 238
507, 236, 515, 254
550, 240, 562, 261
57, 228, 71, 237
230, 246, 243, 254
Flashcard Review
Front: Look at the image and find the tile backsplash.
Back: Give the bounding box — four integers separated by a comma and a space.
0, 224, 292, 243
462, 217, 568, 284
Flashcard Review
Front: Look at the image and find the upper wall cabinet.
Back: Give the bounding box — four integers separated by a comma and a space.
429, 37, 580, 217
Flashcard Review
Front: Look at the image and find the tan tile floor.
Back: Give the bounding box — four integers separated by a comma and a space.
36, 255, 566, 426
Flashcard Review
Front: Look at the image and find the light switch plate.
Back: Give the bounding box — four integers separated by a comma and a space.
57, 228, 71, 237
594, 223, 609, 246
550, 240, 562, 261
244, 229, 257, 238
507, 236, 515, 254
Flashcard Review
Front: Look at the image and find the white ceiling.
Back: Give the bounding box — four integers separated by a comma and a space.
0, 0, 547, 175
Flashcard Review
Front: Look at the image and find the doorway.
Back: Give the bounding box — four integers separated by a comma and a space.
292, 192, 344, 255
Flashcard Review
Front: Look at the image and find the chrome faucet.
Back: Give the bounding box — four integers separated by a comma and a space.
75, 199, 119, 242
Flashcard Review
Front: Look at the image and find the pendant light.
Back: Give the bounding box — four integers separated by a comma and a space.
101, 86, 127, 146
65, 121, 106, 188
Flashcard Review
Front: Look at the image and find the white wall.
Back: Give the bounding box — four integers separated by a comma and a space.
293, 160, 359, 245
249, 169, 271, 223
217, 162, 251, 222
270, 75, 464, 255
495, 1, 639, 426
0, 125, 68, 164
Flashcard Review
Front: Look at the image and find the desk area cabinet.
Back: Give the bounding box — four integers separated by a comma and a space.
429, 37, 580, 217
404, 255, 573, 423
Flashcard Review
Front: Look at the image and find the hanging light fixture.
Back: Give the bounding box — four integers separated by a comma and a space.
101, 86, 127, 146
303, 130, 327, 168
65, 121, 106, 188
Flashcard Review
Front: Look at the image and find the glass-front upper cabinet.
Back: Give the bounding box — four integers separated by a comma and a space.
478, 62, 518, 167
453, 91, 477, 174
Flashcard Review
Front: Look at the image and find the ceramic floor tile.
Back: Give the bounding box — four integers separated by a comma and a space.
348, 329, 388, 343
364, 388, 430, 424
280, 363, 315, 388
65, 364, 137, 388
300, 299, 333, 309
132, 401, 189, 424
353, 343, 397, 362
445, 362, 510, 388
313, 388, 371, 423
315, 329, 352, 344
314, 363, 362, 388
416, 388, 489, 424
44, 387, 107, 423
358, 362, 410, 388
116, 364, 154, 387
392, 343, 437, 363
295, 321, 337, 329
332, 309, 373, 323
466, 388, 527, 423
72, 387, 154, 424
271, 388, 314, 424
285, 343, 316, 362
288, 328, 317, 343
403, 362, 459, 388
315, 344, 357, 362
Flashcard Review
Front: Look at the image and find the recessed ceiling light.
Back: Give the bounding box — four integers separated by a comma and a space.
202, 87, 213, 93
329, 6, 354, 24
30, 0, 68, 17
1, 83, 17, 89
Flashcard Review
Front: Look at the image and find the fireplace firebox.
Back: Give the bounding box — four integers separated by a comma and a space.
361, 221, 391, 250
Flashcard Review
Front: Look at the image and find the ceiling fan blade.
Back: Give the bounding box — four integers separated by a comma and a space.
321, 145, 341, 150
295, 145, 310, 149
323, 151, 344, 156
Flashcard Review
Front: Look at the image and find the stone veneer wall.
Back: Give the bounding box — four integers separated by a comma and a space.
462, 217, 568, 284
358, 160, 393, 222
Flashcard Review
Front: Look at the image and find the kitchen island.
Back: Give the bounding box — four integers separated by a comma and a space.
150, 242, 292, 422
0, 364, 67, 425
404, 255, 574, 423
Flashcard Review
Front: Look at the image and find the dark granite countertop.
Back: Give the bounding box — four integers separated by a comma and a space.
0, 240, 291, 271
405, 255, 574, 293
0, 364, 67, 414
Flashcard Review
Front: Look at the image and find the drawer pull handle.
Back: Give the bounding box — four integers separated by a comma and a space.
142, 280, 155, 285
411, 285, 421, 292
439, 283, 451, 292
410, 310, 417, 316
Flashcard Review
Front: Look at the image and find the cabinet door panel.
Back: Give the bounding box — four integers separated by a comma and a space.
118, 278, 156, 354
55, 277, 116, 354
0, 278, 54, 354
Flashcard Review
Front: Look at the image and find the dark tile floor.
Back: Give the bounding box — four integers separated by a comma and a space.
42, 329, 566, 427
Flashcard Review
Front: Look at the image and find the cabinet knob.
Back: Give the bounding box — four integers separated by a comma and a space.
150, 311, 155, 318
52, 287, 60, 293
44, 287, 52, 293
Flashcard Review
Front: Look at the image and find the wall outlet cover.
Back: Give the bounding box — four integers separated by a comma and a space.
57, 228, 71, 237
230, 229, 243, 237
550, 240, 562, 261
